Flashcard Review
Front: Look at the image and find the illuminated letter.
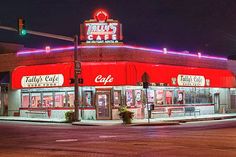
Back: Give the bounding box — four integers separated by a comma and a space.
88, 35, 93, 40
104, 34, 109, 40
112, 34, 117, 40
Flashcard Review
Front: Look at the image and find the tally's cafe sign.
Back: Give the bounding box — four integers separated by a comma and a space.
176, 74, 210, 87
80, 9, 123, 44
21, 74, 64, 88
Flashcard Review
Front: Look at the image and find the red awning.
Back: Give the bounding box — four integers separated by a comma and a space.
12, 63, 73, 89
132, 62, 236, 88
12, 62, 236, 89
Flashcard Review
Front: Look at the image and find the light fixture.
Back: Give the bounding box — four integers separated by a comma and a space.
45, 46, 51, 53
163, 48, 168, 54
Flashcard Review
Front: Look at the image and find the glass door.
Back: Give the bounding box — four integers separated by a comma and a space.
0, 85, 8, 116
214, 93, 220, 113
96, 92, 111, 120
0, 86, 2, 115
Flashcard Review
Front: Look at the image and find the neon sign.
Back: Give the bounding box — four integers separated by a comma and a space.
94, 10, 109, 22
80, 9, 123, 44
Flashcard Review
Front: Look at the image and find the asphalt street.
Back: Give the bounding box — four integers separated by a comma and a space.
0, 119, 236, 157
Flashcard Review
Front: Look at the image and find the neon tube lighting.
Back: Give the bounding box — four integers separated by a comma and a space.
16, 45, 227, 61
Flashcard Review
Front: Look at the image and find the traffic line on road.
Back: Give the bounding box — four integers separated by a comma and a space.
56, 139, 78, 142
99, 135, 117, 138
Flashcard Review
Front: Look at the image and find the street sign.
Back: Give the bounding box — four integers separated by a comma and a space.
142, 72, 149, 82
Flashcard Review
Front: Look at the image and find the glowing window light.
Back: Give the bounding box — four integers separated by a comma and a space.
16, 45, 227, 61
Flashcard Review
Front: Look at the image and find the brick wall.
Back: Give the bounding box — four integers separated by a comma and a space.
0, 47, 228, 72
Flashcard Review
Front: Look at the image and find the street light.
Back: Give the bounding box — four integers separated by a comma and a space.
0, 23, 81, 121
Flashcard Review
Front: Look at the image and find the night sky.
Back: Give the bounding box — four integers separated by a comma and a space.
1, 0, 236, 57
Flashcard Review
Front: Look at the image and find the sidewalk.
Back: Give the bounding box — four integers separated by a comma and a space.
1, 113, 236, 126
72, 113, 236, 126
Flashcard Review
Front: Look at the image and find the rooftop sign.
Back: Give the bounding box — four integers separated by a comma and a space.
80, 9, 123, 44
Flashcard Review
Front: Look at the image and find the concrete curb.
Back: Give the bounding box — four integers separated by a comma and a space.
168, 115, 236, 123
0, 118, 67, 123
72, 121, 180, 126
72, 116, 236, 126
130, 122, 180, 126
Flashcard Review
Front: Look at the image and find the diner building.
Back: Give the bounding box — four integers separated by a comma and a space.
0, 10, 236, 120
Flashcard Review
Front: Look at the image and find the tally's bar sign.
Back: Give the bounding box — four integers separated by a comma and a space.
80, 9, 123, 44
177, 74, 205, 87
21, 74, 64, 88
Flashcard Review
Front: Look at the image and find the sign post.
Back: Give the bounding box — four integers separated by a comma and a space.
142, 72, 150, 123
74, 35, 81, 121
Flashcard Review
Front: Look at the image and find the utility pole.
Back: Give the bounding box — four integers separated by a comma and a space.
142, 72, 150, 123
0, 24, 81, 121
74, 35, 80, 121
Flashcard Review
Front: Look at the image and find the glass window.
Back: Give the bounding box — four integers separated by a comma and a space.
165, 90, 173, 104
31, 93, 41, 108
22, 93, 30, 108
184, 88, 213, 104
84, 91, 93, 107
196, 88, 212, 103
113, 90, 121, 108
55, 92, 66, 107
42, 93, 53, 108
68, 92, 75, 108
156, 90, 164, 105
147, 89, 155, 103
177, 90, 184, 104
126, 89, 133, 107
134, 90, 142, 107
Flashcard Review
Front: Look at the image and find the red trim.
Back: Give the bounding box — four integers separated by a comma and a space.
19, 107, 96, 110
81, 108, 96, 110
155, 104, 214, 108
20, 107, 73, 110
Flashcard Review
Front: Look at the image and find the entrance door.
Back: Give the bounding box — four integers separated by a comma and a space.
230, 95, 236, 110
96, 91, 111, 120
0, 84, 8, 116
214, 93, 220, 113
0, 86, 2, 115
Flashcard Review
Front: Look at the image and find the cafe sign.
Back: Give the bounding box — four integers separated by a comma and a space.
177, 74, 205, 87
21, 74, 64, 88
95, 74, 114, 85
80, 9, 123, 44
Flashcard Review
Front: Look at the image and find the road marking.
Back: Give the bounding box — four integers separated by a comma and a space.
99, 135, 117, 138
56, 139, 78, 142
